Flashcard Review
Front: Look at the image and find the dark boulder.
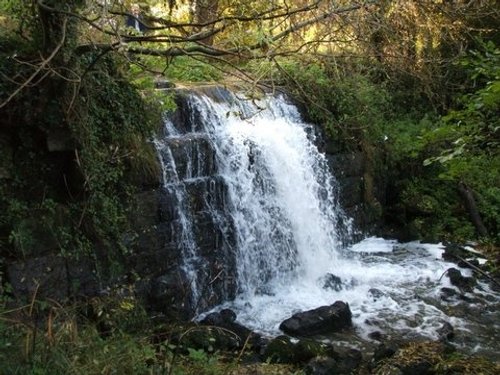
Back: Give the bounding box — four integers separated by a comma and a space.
263, 335, 332, 364
440, 287, 458, 301
200, 309, 260, 350
368, 288, 385, 301
446, 268, 476, 292
279, 301, 352, 336
176, 325, 241, 352
200, 308, 236, 325
372, 343, 397, 363
263, 336, 297, 364
368, 331, 384, 341
437, 321, 455, 341
320, 273, 343, 291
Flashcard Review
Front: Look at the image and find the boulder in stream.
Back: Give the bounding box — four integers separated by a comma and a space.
279, 301, 352, 336
446, 268, 476, 292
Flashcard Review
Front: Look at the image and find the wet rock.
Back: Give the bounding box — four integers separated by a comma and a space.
372, 343, 397, 363
446, 268, 476, 292
294, 339, 334, 364
263, 336, 332, 364
200, 308, 236, 325
279, 301, 352, 336
337, 348, 363, 373
368, 288, 385, 301
128, 190, 161, 229
138, 273, 191, 319
440, 287, 458, 301
321, 273, 343, 291
220, 308, 237, 323
263, 335, 298, 364
177, 325, 241, 352
437, 321, 455, 341
368, 331, 384, 341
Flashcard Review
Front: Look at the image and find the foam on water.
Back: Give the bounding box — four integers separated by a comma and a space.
217, 239, 465, 339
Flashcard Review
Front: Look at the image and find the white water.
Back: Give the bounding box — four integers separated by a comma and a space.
161, 89, 499, 355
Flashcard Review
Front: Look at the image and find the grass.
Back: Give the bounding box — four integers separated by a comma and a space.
0, 291, 304, 375
374, 341, 500, 375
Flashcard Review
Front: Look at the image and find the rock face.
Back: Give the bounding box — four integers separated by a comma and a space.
7, 255, 99, 301
279, 301, 352, 336
323, 147, 384, 234
130, 89, 238, 318
3, 87, 386, 319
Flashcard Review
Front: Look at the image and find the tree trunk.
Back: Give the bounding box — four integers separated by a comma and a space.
457, 181, 488, 237
194, 0, 219, 46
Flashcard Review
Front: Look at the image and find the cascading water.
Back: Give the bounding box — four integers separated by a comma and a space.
157, 87, 499, 358
192, 92, 351, 294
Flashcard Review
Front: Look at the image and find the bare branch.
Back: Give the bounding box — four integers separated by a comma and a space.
0, 17, 69, 109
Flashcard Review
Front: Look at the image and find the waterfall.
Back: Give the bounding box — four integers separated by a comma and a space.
155, 87, 499, 355
155, 87, 351, 312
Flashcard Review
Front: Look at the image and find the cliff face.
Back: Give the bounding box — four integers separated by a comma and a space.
2, 87, 385, 320
118, 88, 386, 317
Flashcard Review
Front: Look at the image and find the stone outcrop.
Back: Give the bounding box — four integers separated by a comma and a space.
2, 86, 389, 320
128, 89, 238, 318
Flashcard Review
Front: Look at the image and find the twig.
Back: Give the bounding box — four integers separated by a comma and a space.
0, 17, 69, 109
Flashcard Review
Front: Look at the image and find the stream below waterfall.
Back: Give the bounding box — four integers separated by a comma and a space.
157, 87, 499, 360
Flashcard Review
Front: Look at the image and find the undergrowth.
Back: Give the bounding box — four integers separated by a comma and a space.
0, 290, 302, 375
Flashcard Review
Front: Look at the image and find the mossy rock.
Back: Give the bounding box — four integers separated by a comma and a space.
263, 335, 296, 364
295, 339, 332, 363
263, 335, 331, 364
177, 325, 241, 352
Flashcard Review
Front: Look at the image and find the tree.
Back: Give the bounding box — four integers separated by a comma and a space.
1, 0, 380, 109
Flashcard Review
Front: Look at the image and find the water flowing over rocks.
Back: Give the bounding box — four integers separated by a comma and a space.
142, 87, 499, 362
5, 86, 499, 369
